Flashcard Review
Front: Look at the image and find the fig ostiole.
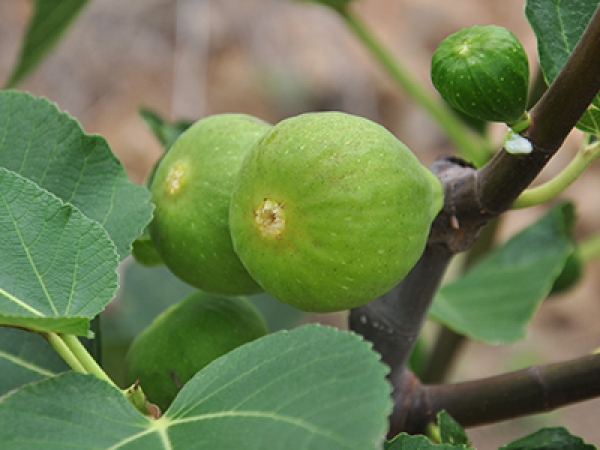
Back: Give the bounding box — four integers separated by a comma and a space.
125, 291, 268, 411
431, 25, 530, 124
149, 113, 272, 296
229, 111, 443, 313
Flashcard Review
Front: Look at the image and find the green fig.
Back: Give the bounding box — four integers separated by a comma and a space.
229, 111, 443, 312
149, 114, 271, 295
125, 291, 268, 411
431, 25, 529, 124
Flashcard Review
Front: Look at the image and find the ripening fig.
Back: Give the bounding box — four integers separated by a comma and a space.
431, 25, 530, 124
229, 112, 444, 313
149, 114, 271, 295
125, 291, 268, 411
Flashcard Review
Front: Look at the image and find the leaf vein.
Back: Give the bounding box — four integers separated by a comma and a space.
171, 410, 355, 447
0, 348, 57, 377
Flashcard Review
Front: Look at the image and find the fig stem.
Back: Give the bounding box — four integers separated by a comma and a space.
337, 9, 492, 167
512, 138, 600, 209
578, 230, 600, 264
44, 331, 115, 390
507, 112, 531, 133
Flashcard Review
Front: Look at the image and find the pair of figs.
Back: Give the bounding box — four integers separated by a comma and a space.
147, 111, 443, 313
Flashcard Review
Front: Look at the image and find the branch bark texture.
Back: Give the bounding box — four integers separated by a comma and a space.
390, 354, 600, 436
349, 244, 452, 385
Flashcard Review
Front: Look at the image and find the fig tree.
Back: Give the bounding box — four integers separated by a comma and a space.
125, 291, 268, 411
229, 111, 444, 312
149, 114, 271, 295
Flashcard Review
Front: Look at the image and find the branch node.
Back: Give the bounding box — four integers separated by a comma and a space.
527, 364, 551, 411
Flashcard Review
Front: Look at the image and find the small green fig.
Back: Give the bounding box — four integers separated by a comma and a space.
149, 114, 271, 295
125, 291, 268, 411
431, 25, 529, 124
229, 112, 443, 313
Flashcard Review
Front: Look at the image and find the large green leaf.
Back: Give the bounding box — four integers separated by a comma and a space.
500, 426, 596, 450
0, 325, 392, 449
0, 168, 118, 335
0, 91, 153, 260
429, 202, 574, 344
5, 0, 90, 88
0, 372, 149, 448
0, 327, 69, 397
525, 0, 600, 136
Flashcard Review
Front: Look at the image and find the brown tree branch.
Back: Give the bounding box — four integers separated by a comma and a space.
421, 218, 501, 384
475, 4, 600, 217
349, 243, 452, 385
389, 353, 600, 436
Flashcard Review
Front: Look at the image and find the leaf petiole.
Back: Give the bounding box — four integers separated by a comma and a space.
507, 111, 531, 133
44, 332, 87, 374
578, 231, 600, 264
60, 333, 116, 386
43, 331, 116, 386
512, 137, 600, 209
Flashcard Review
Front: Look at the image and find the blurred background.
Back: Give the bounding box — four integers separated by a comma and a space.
1, 0, 599, 447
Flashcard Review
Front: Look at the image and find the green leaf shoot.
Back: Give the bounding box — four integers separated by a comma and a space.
437, 411, 471, 447
385, 433, 469, 449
